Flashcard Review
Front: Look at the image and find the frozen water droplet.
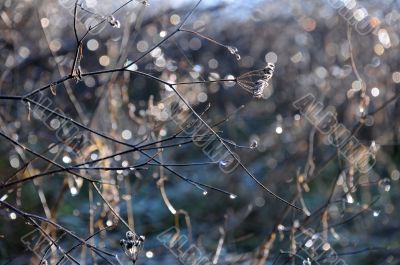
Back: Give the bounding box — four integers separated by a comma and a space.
379, 178, 391, 192
373, 210, 380, 217
136, 0, 149, 6
219, 160, 228, 167
227, 46, 241, 60
202, 191, 208, 196
227, 46, 238, 54
250, 140, 258, 149
107, 15, 121, 28
229, 194, 237, 199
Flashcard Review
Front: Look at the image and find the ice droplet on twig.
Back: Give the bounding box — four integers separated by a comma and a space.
229, 194, 237, 200
219, 160, 228, 167
250, 140, 258, 149
227, 46, 241, 60
107, 15, 121, 28
136, 0, 149, 6
379, 178, 391, 192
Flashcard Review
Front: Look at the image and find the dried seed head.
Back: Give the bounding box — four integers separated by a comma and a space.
263, 63, 275, 80
126, 241, 134, 248
73, 66, 82, 82
121, 231, 145, 264
237, 63, 275, 98
253, 80, 267, 98
126, 231, 135, 240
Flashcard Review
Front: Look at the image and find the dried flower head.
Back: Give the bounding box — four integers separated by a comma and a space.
237, 63, 275, 98
253, 80, 268, 98
263, 62, 275, 79
73, 65, 82, 82
120, 231, 145, 264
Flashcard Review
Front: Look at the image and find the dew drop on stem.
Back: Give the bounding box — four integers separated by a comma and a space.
250, 140, 258, 149
136, 0, 149, 6
219, 160, 228, 167
107, 15, 121, 28
227, 46, 241, 60
379, 178, 391, 192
